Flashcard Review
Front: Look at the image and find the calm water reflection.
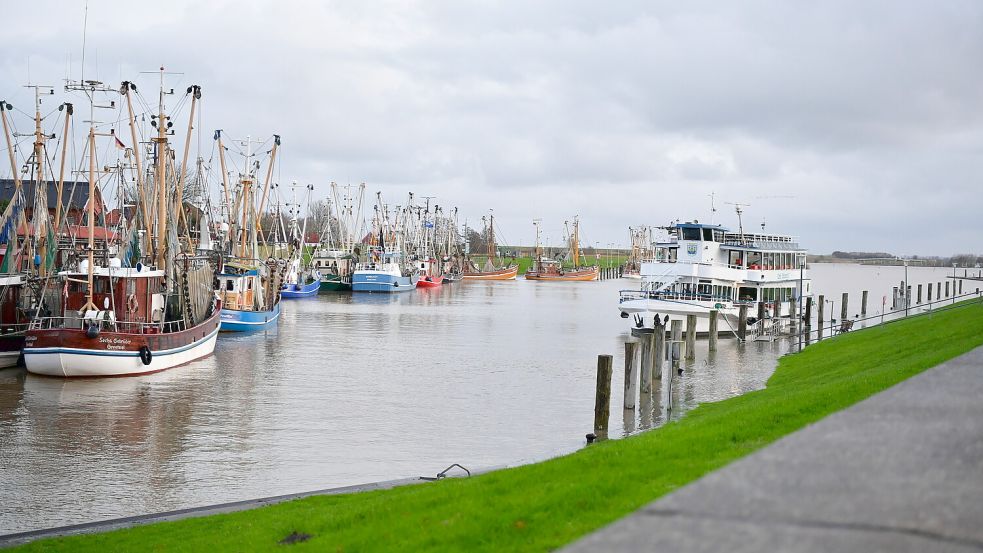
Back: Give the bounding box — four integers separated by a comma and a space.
0, 264, 969, 533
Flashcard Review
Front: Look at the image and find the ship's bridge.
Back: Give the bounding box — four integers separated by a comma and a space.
651, 222, 730, 265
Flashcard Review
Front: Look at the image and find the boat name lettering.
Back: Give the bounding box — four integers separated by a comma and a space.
98, 337, 133, 347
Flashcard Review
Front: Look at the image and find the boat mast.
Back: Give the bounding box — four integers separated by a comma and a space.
257, 135, 278, 217
175, 85, 201, 245
239, 135, 252, 259
0, 101, 22, 205
487, 210, 495, 259
28, 86, 50, 276
81, 122, 97, 313
154, 71, 168, 269
572, 216, 581, 267
214, 130, 232, 251
120, 82, 150, 250
54, 102, 73, 234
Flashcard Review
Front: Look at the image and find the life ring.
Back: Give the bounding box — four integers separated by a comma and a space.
126, 294, 139, 313
139, 346, 153, 366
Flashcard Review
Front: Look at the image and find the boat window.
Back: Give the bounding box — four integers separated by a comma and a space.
729, 251, 744, 268
713, 230, 726, 242
702, 228, 714, 241
225, 280, 234, 291
667, 248, 677, 263
681, 227, 701, 241
747, 252, 762, 269
738, 286, 757, 301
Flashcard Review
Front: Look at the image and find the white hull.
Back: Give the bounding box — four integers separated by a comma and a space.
24, 327, 219, 378
619, 298, 742, 335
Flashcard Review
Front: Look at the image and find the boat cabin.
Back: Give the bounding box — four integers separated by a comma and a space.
56, 260, 166, 330
216, 262, 263, 311
0, 274, 27, 332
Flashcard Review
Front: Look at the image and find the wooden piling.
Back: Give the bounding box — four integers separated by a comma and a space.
623, 342, 638, 410
684, 315, 697, 360
817, 294, 825, 340
906, 286, 912, 309
841, 292, 849, 321
708, 309, 719, 351
670, 319, 682, 364
959, 280, 963, 294
757, 301, 766, 321
788, 298, 797, 333
738, 304, 748, 341
638, 330, 653, 395
653, 323, 665, 380
594, 354, 613, 437
917, 284, 922, 304
861, 291, 868, 318
928, 282, 933, 302
945, 281, 949, 297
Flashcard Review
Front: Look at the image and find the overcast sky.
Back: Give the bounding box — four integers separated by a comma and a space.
2, 1, 981, 255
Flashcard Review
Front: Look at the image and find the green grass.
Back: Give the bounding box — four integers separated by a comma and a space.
12, 299, 983, 552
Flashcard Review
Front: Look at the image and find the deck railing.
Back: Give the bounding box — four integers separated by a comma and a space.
28, 316, 188, 334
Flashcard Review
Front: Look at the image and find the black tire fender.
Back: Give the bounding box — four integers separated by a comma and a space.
139, 346, 153, 366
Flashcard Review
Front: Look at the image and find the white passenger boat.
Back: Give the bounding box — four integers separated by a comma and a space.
618, 217, 812, 336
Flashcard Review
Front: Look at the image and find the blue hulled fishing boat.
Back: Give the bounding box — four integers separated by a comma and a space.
216, 260, 285, 331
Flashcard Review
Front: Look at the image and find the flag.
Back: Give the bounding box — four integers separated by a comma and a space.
114, 134, 126, 150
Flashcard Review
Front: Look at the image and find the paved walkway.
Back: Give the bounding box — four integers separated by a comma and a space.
565, 346, 983, 552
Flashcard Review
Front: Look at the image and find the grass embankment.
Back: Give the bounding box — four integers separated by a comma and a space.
14, 299, 983, 552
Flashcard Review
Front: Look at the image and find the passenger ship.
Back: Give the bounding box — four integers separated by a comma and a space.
618, 219, 811, 335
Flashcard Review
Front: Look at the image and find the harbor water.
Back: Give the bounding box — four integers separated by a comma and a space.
0, 263, 971, 534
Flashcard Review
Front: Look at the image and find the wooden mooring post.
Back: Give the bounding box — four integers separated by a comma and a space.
670, 319, 682, 365
788, 298, 797, 334
928, 282, 933, 302
638, 329, 653, 394
841, 292, 849, 322
708, 309, 719, 352
653, 322, 665, 380
757, 301, 766, 322
684, 315, 697, 360
861, 291, 868, 318
817, 294, 825, 339
593, 355, 613, 438
804, 297, 813, 341
738, 304, 748, 342
623, 342, 638, 410
917, 284, 922, 304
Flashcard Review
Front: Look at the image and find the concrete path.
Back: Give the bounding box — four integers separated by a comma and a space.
565, 346, 983, 552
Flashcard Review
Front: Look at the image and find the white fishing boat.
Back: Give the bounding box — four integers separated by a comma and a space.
618, 211, 811, 336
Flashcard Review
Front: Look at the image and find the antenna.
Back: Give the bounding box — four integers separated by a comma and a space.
724, 202, 751, 241
708, 191, 717, 224
80, 0, 89, 82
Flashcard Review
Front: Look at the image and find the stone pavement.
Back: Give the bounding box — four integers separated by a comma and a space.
564, 346, 983, 552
